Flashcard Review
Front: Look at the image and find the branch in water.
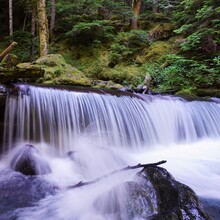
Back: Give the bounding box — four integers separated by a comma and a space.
67, 160, 167, 189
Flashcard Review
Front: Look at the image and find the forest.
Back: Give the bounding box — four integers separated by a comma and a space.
0, 0, 220, 96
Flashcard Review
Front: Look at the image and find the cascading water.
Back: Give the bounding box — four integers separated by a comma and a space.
1, 84, 220, 219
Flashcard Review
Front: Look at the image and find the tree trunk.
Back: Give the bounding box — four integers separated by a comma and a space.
30, 1, 37, 60
36, 0, 49, 57
131, 0, 142, 30
0, 42, 17, 60
9, 0, 13, 36
50, 0, 56, 41
153, 0, 160, 13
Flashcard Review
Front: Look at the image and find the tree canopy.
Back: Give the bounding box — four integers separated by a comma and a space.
0, 0, 219, 94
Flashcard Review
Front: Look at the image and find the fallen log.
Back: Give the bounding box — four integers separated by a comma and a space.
0, 42, 17, 60
68, 160, 167, 189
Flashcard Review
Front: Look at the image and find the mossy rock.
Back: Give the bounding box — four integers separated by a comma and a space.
92, 80, 123, 90
175, 88, 197, 97
18, 54, 91, 86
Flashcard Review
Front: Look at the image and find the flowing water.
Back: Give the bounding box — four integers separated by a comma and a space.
1, 84, 220, 219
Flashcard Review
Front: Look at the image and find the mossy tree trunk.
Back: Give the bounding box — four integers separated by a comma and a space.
50, 0, 56, 41
36, 0, 49, 57
30, 0, 36, 60
9, 0, 13, 36
131, 0, 142, 30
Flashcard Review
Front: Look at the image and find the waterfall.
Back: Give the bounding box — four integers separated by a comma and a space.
1, 84, 220, 219
3, 85, 220, 152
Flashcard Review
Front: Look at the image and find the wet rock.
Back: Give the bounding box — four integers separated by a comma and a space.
94, 179, 158, 219
0, 168, 57, 219
142, 166, 209, 220
10, 144, 51, 175
95, 166, 209, 220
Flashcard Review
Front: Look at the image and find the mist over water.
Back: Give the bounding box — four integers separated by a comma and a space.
1, 85, 220, 219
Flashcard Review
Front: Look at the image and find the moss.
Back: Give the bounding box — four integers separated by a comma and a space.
18, 54, 91, 86
148, 23, 176, 42
144, 41, 176, 62
92, 81, 123, 90
176, 88, 197, 96
37, 54, 91, 85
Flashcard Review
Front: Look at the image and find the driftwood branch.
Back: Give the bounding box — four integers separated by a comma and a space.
68, 160, 167, 189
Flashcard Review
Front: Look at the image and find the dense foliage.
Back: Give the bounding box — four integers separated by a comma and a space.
0, 0, 219, 93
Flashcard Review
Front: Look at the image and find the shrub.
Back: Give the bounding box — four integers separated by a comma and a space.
108, 30, 149, 66
65, 20, 114, 45
145, 54, 219, 91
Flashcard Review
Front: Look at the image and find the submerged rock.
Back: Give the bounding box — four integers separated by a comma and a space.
10, 144, 51, 175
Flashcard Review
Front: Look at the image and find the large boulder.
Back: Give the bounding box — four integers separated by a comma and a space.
17, 54, 91, 86
94, 166, 209, 220
144, 166, 209, 220
10, 144, 51, 176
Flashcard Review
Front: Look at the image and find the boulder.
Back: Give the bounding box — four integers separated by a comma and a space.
10, 144, 51, 176
94, 166, 209, 220
0, 168, 57, 219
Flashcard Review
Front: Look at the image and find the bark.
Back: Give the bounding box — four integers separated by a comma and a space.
31, 1, 37, 60
9, 0, 13, 36
0, 42, 17, 60
23, 13, 28, 31
153, 0, 160, 13
36, 0, 49, 57
50, 0, 56, 41
131, 0, 142, 30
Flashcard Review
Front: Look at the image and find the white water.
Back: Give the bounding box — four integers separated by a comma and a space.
1, 85, 220, 219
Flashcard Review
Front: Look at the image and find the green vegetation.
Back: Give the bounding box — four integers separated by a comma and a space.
0, 0, 219, 94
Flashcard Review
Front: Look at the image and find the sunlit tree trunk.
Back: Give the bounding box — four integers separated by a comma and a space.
9, 0, 13, 36
131, 0, 142, 30
37, 0, 49, 57
50, 0, 56, 40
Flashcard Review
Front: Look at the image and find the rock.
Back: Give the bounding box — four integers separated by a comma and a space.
34, 54, 91, 86
92, 80, 123, 90
94, 179, 158, 219
0, 54, 18, 68
16, 54, 91, 86
0, 168, 57, 218
94, 166, 209, 220
142, 166, 209, 220
10, 144, 51, 176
